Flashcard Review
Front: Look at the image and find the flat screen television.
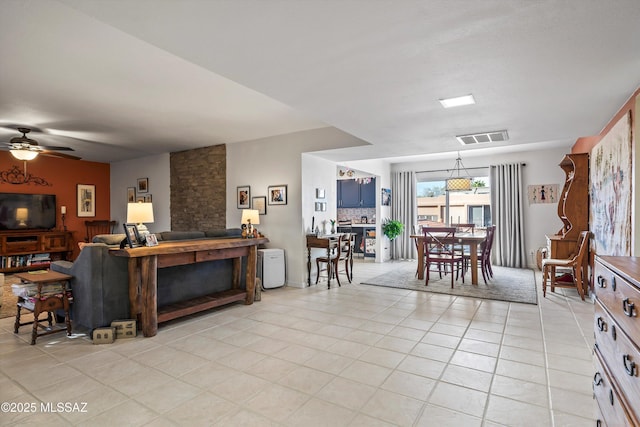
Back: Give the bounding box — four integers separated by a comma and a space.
0, 193, 57, 230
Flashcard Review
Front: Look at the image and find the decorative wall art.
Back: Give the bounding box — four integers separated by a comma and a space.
137, 177, 149, 193
127, 187, 136, 203
268, 185, 287, 205
252, 196, 266, 215
237, 186, 250, 209
77, 184, 96, 217
314, 202, 327, 212
316, 188, 325, 199
527, 184, 558, 204
381, 188, 391, 206
590, 112, 632, 256
144, 194, 152, 203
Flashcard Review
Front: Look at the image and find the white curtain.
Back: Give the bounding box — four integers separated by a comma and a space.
391, 171, 417, 260
490, 163, 527, 267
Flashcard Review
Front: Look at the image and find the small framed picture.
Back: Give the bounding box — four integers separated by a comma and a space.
252, 196, 267, 215
123, 223, 140, 248
137, 177, 149, 193
77, 184, 96, 217
381, 188, 391, 206
145, 233, 158, 247
127, 187, 136, 203
136, 196, 144, 202
237, 186, 250, 209
316, 188, 325, 199
144, 194, 152, 203
268, 185, 287, 205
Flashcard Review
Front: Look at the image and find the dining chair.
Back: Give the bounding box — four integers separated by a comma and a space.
85, 220, 117, 242
541, 230, 590, 300
337, 233, 355, 283
463, 225, 495, 284
422, 227, 464, 288
315, 234, 349, 286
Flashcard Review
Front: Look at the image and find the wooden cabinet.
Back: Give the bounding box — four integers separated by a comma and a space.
547, 153, 589, 258
0, 230, 72, 273
593, 256, 640, 426
337, 178, 376, 208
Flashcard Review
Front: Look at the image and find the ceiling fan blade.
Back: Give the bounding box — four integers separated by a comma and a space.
40, 151, 82, 160
40, 145, 75, 151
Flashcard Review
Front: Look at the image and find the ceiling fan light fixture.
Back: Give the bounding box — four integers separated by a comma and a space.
439, 94, 475, 108
10, 149, 39, 161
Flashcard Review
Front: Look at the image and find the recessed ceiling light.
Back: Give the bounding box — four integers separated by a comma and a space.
439, 94, 476, 108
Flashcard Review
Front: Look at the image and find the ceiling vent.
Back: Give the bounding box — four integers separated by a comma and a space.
456, 130, 509, 145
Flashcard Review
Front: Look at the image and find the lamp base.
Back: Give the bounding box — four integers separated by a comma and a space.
137, 223, 150, 242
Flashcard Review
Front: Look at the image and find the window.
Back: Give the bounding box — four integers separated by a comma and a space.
416, 174, 491, 228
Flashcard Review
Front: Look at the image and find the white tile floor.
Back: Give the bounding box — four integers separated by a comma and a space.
0, 259, 596, 426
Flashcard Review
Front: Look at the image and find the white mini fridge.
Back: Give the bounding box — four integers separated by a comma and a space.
257, 248, 286, 288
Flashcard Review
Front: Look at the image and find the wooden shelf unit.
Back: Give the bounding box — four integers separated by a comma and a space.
0, 230, 72, 273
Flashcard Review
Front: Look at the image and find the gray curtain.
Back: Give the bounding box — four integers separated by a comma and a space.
490, 163, 527, 267
391, 171, 417, 260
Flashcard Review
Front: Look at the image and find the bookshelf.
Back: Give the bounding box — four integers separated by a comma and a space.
0, 230, 72, 273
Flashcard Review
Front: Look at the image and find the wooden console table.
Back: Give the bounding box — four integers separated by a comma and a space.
111, 237, 268, 337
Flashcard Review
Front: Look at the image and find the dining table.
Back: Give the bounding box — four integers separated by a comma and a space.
411, 231, 487, 285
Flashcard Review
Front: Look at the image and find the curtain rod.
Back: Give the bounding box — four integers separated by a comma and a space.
416, 163, 526, 174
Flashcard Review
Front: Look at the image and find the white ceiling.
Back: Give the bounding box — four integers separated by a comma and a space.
1, 0, 639, 163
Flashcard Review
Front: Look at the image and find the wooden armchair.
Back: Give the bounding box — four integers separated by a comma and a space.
541, 230, 590, 300
85, 220, 117, 242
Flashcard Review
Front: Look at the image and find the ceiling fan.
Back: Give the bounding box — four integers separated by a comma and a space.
3, 127, 81, 160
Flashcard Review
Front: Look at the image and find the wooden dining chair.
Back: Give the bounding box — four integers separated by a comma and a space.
541, 230, 590, 300
85, 220, 117, 242
337, 233, 355, 283
463, 225, 495, 284
422, 227, 464, 288
315, 234, 349, 286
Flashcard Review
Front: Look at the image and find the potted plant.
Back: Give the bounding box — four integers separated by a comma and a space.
382, 219, 404, 241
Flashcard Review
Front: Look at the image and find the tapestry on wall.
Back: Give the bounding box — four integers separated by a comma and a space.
590, 112, 632, 256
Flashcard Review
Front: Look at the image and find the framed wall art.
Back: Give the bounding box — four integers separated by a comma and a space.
237, 186, 250, 209
252, 196, 267, 215
144, 194, 152, 203
137, 177, 149, 193
127, 187, 136, 203
77, 184, 96, 217
316, 188, 325, 199
268, 185, 287, 205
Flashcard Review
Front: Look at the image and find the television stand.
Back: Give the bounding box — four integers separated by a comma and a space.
0, 230, 73, 273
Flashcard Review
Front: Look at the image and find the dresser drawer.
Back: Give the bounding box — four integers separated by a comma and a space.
595, 259, 640, 341
593, 348, 639, 427
594, 300, 640, 421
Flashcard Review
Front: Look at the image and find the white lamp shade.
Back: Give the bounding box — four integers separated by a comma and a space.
127, 202, 154, 224
446, 177, 472, 191
241, 209, 260, 225
15, 208, 29, 221
10, 149, 39, 160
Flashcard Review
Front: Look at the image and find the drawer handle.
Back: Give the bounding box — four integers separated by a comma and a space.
593, 372, 603, 386
609, 389, 614, 405
623, 355, 636, 376
612, 324, 617, 341
596, 316, 607, 332
597, 275, 606, 288
622, 298, 636, 317
612, 276, 616, 291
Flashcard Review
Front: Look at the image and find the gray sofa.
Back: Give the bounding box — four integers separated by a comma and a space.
51, 229, 245, 331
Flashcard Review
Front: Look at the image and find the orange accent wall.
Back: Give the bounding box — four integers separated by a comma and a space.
0, 152, 110, 258
572, 87, 639, 153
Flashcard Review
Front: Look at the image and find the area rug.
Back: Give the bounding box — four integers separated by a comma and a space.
0, 275, 20, 319
361, 262, 538, 305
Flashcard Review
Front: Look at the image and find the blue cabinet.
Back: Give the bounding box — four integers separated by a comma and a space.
360, 178, 376, 208
338, 180, 361, 208
337, 178, 376, 208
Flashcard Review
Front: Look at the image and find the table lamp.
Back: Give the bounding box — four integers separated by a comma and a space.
241, 209, 260, 238
127, 202, 154, 239
16, 208, 29, 227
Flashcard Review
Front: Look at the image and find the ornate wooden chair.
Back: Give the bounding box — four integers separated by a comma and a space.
422, 227, 464, 288
315, 234, 348, 286
85, 220, 117, 242
541, 230, 590, 300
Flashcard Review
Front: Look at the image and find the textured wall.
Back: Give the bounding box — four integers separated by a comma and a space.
170, 145, 226, 231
